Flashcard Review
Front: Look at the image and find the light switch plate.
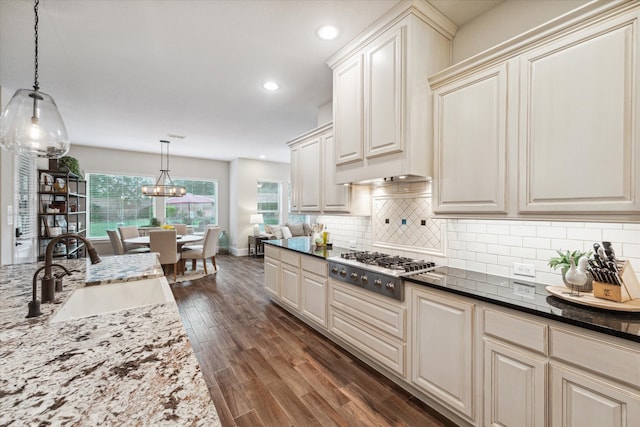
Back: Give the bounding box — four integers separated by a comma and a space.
513, 262, 535, 277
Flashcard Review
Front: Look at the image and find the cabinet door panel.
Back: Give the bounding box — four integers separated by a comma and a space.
299, 138, 322, 211
550, 364, 640, 427
519, 12, 640, 213
334, 56, 364, 165
322, 133, 349, 211
264, 257, 280, 298
281, 263, 300, 309
484, 338, 547, 427
302, 271, 326, 327
434, 64, 508, 213
290, 146, 300, 212
411, 288, 474, 418
365, 27, 404, 158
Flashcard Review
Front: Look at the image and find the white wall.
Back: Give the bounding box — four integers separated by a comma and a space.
229, 158, 290, 256
451, 0, 590, 63
317, 101, 332, 127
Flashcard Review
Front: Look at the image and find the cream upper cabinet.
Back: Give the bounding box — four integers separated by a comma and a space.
429, 2, 640, 221
289, 146, 300, 212
410, 286, 475, 421
322, 133, 349, 212
328, 1, 456, 184
333, 55, 364, 165
518, 7, 640, 214
364, 26, 404, 159
299, 137, 322, 212
288, 122, 369, 215
432, 63, 510, 214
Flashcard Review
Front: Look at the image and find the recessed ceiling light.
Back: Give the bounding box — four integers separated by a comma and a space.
262, 81, 279, 91
317, 25, 339, 40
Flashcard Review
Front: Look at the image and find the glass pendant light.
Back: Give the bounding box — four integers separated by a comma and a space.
0, 0, 70, 158
141, 140, 187, 197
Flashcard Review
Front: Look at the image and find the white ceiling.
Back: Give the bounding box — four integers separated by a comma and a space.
0, 0, 502, 163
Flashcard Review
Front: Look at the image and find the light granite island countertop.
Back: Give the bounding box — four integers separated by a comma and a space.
0, 253, 220, 426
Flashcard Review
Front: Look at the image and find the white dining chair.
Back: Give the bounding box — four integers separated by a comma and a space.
118, 226, 147, 252
149, 230, 182, 281
181, 226, 220, 274
173, 224, 187, 235
108, 229, 149, 255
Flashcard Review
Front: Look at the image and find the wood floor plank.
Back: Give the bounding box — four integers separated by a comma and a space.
213, 367, 253, 418
171, 255, 458, 427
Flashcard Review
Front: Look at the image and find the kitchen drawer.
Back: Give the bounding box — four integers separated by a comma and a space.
329, 281, 406, 340
550, 327, 640, 388
484, 308, 548, 355
264, 245, 280, 260
280, 250, 300, 267
329, 308, 406, 377
302, 256, 327, 277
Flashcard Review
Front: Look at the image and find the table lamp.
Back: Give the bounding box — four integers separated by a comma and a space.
250, 214, 264, 236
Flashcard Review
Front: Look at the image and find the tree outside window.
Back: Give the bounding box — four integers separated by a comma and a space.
87, 173, 154, 238
165, 179, 217, 232
257, 181, 280, 227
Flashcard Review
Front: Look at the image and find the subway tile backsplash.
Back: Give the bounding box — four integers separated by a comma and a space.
318, 192, 640, 286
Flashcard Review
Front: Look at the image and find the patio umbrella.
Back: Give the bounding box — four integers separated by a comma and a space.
166, 193, 213, 220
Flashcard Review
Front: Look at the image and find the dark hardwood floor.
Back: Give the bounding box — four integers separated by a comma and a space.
170, 254, 457, 427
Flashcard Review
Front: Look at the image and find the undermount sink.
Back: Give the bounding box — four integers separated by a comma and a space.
51, 277, 175, 323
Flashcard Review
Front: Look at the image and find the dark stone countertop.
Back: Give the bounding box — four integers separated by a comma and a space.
264, 237, 352, 259
406, 267, 640, 344
264, 238, 640, 344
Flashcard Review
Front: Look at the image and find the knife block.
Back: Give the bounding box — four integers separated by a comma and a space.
592, 260, 640, 303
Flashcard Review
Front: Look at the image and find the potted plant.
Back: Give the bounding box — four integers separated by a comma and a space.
58, 156, 82, 178
548, 249, 593, 290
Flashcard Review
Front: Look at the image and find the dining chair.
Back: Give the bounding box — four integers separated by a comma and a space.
149, 230, 182, 281
118, 226, 147, 252
107, 229, 150, 255
181, 226, 221, 274
173, 224, 187, 235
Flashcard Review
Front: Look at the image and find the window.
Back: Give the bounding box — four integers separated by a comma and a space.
257, 181, 281, 226
165, 179, 217, 231
87, 173, 154, 238
16, 154, 36, 239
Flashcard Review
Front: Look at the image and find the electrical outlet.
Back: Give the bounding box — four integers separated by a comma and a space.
513, 263, 535, 277
349, 240, 358, 250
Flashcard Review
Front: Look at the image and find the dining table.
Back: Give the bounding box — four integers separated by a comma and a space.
124, 234, 203, 250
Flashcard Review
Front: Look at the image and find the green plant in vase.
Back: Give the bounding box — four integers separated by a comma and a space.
58, 156, 82, 178
548, 249, 593, 290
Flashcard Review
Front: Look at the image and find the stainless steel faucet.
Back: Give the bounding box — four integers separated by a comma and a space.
27, 233, 101, 318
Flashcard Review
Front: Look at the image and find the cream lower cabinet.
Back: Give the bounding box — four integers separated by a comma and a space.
484, 339, 547, 427
264, 245, 280, 298
410, 286, 475, 421
264, 247, 328, 328
301, 256, 328, 328
483, 308, 549, 427
549, 327, 640, 427
280, 250, 301, 310
329, 280, 406, 377
549, 363, 640, 427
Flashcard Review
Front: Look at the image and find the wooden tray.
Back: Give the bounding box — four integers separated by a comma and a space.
546, 286, 640, 312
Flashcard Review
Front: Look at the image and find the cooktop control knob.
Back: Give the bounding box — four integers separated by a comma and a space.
361, 275, 368, 284
351, 272, 359, 282
339, 269, 347, 277
331, 266, 338, 274
385, 282, 395, 292
374, 278, 382, 288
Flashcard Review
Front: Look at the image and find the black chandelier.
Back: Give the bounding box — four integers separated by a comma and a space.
141, 140, 186, 197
